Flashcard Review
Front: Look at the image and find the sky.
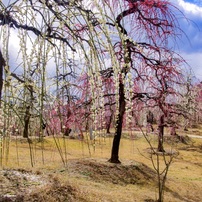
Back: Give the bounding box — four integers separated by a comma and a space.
1, 0, 202, 81
170, 0, 202, 80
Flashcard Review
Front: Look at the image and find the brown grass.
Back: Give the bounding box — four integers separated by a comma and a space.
0, 128, 202, 202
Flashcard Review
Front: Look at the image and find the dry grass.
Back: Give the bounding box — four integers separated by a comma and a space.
0, 128, 202, 202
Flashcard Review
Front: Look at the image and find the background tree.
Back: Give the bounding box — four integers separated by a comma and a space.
195, 82, 202, 124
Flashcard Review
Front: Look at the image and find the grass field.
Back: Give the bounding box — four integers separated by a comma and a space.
0, 127, 202, 202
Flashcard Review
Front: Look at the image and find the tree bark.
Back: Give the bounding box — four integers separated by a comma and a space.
170, 126, 177, 136
106, 112, 113, 134
0, 50, 5, 107
23, 105, 31, 138
108, 80, 125, 163
157, 114, 165, 152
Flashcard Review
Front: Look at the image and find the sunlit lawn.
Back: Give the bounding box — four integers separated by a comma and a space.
1, 127, 202, 201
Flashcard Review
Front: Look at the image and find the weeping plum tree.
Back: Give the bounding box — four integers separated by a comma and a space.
0, 0, 185, 163
141, 55, 185, 152
92, 0, 185, 163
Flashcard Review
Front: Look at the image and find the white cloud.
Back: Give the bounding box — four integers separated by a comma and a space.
174, 0, 202, 17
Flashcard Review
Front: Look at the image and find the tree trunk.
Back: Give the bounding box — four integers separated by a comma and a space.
23, 105, 31, 138
106, 113, 113, 134
0, 50, 5, 107
157, 114, 165, 152
108, 80, 125, 163
170, 126, 177, 136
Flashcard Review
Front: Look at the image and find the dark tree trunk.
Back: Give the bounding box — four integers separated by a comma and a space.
0, 50, 5, 107
146, 110, 154, 133
157, 115, 165, 152
108, 5, 132, 163
170, 126, 177, 136
108, 81, 125, 163
106, 113, 113, 134
23, 105, 31, 138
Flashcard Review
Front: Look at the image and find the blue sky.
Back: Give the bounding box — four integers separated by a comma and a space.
170, 0, 202, 80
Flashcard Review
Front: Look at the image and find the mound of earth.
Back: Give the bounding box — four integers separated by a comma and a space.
24, 182, 76, 202
0, 169, 76, 202
0, 159, 156, 201
67, 159, 156, 186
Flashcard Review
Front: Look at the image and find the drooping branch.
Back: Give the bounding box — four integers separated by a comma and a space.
0, 9, 76, 51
